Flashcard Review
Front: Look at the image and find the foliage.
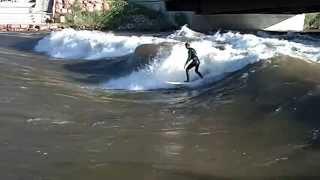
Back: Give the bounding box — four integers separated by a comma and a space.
64, 0, 174, 31
65, 0, 106, 29
100, 0, 128, 29
102, 0, 173, 31
305, 13, 320, 30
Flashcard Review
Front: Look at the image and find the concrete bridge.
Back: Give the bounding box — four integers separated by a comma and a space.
132, 0, 320, 32
1, 0, 318, 31
165, 0, 320, 14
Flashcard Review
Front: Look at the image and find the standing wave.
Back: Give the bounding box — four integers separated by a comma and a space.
34, 26, 320, 90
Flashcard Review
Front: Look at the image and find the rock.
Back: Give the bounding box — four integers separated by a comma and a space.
49, 24, 58, 30
11, 24, 21, 29
103, 2, 110, 11
6, 24, 20, 31
0, 25, 7, 32
61, 8, 68, 14
60, 16, 66, 23
85, 3, 94, 11
39, 25, 49, 31
94, 4, 102, 11
55, 8, 61, 15
55, 3, 62, 8
0, 24, 6, 30
20, 24, 29, 29
87, 6, 94, 12
30, 25, 40, 31
17, 28, 26, 32
53, 0, 107, 20
64, 4, 70, 8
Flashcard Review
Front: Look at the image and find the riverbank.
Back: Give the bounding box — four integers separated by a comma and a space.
0, 23, 63, 32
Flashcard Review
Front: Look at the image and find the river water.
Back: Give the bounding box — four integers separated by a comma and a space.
1, 27, 320, 179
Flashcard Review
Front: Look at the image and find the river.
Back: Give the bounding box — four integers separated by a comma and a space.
1, 26, 320, 179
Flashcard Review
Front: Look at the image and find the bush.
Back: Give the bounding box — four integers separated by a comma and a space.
102, 0, 174, 31
65, 0, 107, 30
305, 13, 320, 30
64, 0, 174, 31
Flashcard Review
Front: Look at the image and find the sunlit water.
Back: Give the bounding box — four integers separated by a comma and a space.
1, 28, 320, 179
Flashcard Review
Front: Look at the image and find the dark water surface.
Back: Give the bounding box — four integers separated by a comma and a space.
1, 32, 320, 180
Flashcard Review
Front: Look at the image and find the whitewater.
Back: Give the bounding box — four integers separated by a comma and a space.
35, 26, 320, 90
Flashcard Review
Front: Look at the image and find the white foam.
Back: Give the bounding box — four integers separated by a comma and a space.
34, 26, 320, 90
103, 27, 320, 90
34, 28, 173, 60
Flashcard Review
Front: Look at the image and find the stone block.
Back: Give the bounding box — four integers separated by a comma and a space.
94, 4, 102, 11
20, 24, 29, 29
87, 6, 94, 12
103, 2, 110, 11
61, 8, 68, 14
60, 16, 66, 23
49, 24, 58, 30
38, 25, 49, 31
0, 24, 6, 29
11, 24, 21, 29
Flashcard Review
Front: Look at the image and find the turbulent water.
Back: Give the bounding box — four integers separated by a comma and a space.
35, 26, 320, 90
1, 27, 320, 179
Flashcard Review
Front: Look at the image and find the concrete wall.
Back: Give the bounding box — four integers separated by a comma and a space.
0, 0, 50, 25
36, 0, 53, 12
190, 14, 305, 32
129, 0, 307, 32
166, 0, 320, 14
128, 0, 165, 12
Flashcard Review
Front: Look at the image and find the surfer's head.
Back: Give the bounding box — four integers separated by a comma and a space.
185, 42, 190, 49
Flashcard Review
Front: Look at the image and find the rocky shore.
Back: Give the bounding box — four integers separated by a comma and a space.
0, 24, 63, 32
54, 0, 110, 23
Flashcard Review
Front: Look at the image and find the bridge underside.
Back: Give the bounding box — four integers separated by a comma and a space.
165, 0, 320, 14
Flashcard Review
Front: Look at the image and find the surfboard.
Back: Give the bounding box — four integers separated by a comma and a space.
166, 81, 189, 85
166, 81, 190, 87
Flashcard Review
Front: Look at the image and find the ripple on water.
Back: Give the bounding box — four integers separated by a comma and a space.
26, 117, 74, 125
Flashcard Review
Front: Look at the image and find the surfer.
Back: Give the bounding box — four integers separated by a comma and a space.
184, 42, 203, 82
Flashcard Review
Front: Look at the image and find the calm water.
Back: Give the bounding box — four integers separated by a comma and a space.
1, 32, 320, 180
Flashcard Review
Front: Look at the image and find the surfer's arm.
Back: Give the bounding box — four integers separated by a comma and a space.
184, 58, 191, 68
184, 50, 192, 68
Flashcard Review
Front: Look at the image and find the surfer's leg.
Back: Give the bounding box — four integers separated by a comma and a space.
195, 64, 203, 79
185, 68, 190, 82
185, 63, 195, 82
